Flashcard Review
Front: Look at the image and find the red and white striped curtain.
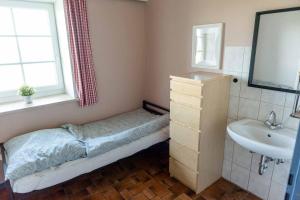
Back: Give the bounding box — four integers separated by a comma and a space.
64, 0, 97, 107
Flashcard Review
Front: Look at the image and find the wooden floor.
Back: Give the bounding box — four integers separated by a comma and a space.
7, 142, 261, 200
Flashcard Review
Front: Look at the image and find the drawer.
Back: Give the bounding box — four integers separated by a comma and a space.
169, 158, 198, 191
170, 140, 199, 171
170, 101, 201, 130
170, 80, 202, 98
170, 91, 201, 109
170, 121, 200, 152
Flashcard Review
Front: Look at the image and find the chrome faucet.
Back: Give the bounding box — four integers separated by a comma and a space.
264, 111, 283, 130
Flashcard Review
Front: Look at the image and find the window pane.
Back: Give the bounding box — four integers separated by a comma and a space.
0, 37, 20, 64
196, 36, 205, 51
195, 52, 204, 64
18, 37, 55, 62
196, 29, 204, 37
206, 34, 217, 53
0, 65, 23, 92
24, 62, 58, 87
13, 8, 51, 36
0, 7, 14, 35
205, 51, 217, 65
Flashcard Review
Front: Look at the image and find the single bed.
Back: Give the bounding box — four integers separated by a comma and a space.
0, 101, 169, 197
12, 127, 169, 193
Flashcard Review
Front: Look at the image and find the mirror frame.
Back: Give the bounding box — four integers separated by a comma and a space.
248, 7, 300, 94
191, 23, 224, 70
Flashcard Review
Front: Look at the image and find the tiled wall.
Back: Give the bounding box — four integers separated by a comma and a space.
222, 46, 299, 200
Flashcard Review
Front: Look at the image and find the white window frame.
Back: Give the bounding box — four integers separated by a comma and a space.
0, 0, 65, 103
191, 23, 224, 70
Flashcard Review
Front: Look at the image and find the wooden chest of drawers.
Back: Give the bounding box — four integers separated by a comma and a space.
169, 72, 230, 194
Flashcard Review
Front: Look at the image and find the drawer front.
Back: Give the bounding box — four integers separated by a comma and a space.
169, 158, 198, 191
170, 122, 200, 152
170, 140, 199, 171
170, 101, 201, 130
170, 91, 201, 109
170, 80, 202, 98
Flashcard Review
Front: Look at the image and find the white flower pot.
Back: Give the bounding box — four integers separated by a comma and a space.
24, 96, 33, 104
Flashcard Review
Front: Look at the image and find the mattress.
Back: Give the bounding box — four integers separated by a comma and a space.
63, 109, 169, 157
11, 127, 169, 193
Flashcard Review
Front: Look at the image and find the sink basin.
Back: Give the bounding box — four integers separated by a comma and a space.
227, 119, 297, 159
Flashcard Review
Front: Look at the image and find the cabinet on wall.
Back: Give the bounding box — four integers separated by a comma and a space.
169, 72, 231, 194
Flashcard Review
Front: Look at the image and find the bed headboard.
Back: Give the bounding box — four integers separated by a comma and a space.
142, 100, 169, 115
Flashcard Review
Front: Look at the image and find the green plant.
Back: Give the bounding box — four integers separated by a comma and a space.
18, 85, 35, 96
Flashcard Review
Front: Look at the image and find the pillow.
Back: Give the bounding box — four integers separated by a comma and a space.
4, 128, 86, 180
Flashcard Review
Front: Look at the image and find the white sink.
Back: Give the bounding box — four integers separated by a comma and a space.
227, 119, 297, 159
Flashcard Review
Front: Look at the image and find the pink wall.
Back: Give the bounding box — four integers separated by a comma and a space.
0, 0, 146, 142
144, 0, 300, 108
2, 0, 299, 142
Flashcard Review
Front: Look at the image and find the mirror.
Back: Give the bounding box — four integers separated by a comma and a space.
249, 7, 300, 93
191, 23, 223, 69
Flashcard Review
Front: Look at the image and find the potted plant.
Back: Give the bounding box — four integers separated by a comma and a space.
18, 85, 35, 104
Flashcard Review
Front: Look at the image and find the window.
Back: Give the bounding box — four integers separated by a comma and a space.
192, 23, 224, 69
0, 1, 65, 103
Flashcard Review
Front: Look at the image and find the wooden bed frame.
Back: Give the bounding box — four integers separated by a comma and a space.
0, 100, 169, 200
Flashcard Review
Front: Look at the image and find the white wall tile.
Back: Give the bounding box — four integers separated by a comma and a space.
240, 73, 262, 101
229, 96, 239, 119
250, 153, 274, 180
223, 47, 245, 72
248, 171, 272, 200
240, 83, 262, 101
242, 47, 251, 73
272, 161, 291, 185
222, 159, 232, 181
223, 45, 296, 199
261, 90, 286, 106
223, 71, 242, 97
224, 135, 234, 161
233, 143, 252, 169
283, 107, 300, 130
248, 154, 274, 199
285, 93, 296, 108
231, 163, 250, 190
258, 103, 284, 123
268, 182, 287, 200
238, 98, 260, 120
231, 78, 241, 97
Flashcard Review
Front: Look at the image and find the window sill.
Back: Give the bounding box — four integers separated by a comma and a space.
0, 94, 77, 116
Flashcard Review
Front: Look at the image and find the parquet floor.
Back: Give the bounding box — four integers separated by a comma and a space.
9, 142, 261, 200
